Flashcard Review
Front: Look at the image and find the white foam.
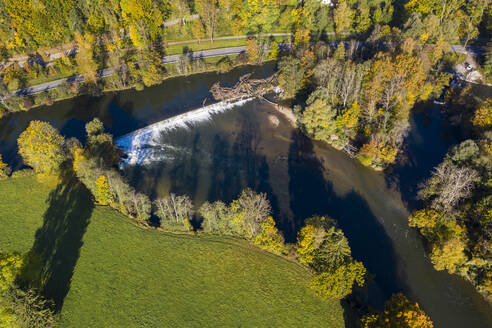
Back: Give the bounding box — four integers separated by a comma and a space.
116, 97, 254, 166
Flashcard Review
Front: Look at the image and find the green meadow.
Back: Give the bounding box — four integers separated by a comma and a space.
0, 176, 344, 327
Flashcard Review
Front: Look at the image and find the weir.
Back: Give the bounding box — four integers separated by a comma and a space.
116, 97, 254, 166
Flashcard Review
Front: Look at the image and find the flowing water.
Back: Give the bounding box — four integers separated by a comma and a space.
0, 66, 491, 327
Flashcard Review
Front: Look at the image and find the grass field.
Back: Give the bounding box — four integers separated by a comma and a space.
0, 176, 345, 327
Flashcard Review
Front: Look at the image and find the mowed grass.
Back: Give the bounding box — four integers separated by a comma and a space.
0, 176, 345, 327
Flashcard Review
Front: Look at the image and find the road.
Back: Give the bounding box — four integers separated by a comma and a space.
14, 46, 249, 96
12, 41, 485, 96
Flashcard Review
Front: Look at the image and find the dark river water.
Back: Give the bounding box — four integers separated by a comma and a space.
0, 65, 491, 328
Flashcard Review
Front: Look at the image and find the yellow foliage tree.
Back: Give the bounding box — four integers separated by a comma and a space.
74, 32, 98, 84
268, 41, 279, 61
245, 39, 259, 64
310, 261, 366, 300
191, 20, 206, 42
430, 237, 467, 274
17, 121, 66, 174
0, 155, 9, 179
408, 209, 442, 230
358, 139, 398, 169
94, 175, 113, 205
362, 293, 434, 328
472, 98, 492, 128
333, 1, 354, 35
297, 222, 326, 265
0, 253, 23, 293
253, 216, 286, 254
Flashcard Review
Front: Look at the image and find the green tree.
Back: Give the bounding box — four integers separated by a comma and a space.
301, 98, 337, 142
199, 200, 229, 233
277, 57, 305, 99
310, 261, 366, 300
17, 121, 66, 174
268, 41, 279, 61
1, 288, 57, 328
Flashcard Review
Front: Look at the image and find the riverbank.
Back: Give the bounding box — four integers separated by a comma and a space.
1, 56, 273, 117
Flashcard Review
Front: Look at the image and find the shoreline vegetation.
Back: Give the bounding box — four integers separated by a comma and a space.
0, 175, 346, 327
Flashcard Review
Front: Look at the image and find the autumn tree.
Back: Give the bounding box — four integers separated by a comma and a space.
245, 38, 260, 64
229, 188, 271, 238
191, 20, 206, 42
430, 237, 467, 273
94, 175, 113, 205
17, 121, 66, 174
74, 32, 98, 84
119, 0, 166, 48
297, 216, 366, 299
472, 98, 492, 129
362, 293, 434, 328
199, 200, 229, 233
154, 194, 194, 230
195, 0, 219, 41
310, 261, 366, 300
0, 154, 10, 179
253, 216, 286, 254
420, 161, 478, 212
333, 1, 354, 35
277, 57, 305, 99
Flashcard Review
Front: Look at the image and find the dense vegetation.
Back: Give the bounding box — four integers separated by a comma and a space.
276, 0, 491, 169
408, 96, 492, 302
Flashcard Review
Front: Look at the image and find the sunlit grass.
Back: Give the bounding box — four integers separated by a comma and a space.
0, 176, 344, 327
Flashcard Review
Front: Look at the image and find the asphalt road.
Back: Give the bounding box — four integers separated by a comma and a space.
12, 42, 485, 96
13, 46, 250, 96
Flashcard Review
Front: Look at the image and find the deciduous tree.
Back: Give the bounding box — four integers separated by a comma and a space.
362, 293, 434, 328
17, 121, 66, 174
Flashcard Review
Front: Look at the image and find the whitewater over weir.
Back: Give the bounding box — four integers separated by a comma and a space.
116, 97, 254, 166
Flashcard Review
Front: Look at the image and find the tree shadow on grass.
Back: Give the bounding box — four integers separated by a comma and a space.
25, 170, 94, 311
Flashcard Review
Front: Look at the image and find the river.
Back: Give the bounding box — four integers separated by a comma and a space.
0, 65, 491, 327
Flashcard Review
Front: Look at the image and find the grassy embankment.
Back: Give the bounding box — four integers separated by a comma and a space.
0, 175, 345, 327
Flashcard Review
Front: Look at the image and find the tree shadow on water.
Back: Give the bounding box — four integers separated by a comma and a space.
207, 118, 279, 217
287, 131, 406, 324
25, 170, 94, 311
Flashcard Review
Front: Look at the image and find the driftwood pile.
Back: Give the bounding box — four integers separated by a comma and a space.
210, 73, 277, 101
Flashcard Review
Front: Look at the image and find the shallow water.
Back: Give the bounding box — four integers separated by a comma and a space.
0, 67, 491, 327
